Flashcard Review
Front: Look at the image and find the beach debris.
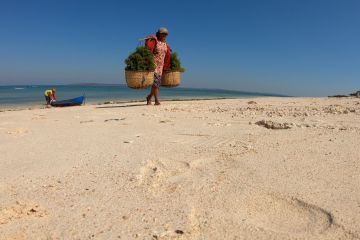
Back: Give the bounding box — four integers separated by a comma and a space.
105, 118, 119, 122
175, 230, 184, 235
123, 140, 134, 144
159, 119, 171, 123
103, 101, 114, 104
255, 120, 291, 130
29, 208, 37, 213
104, 118, 126, 122
247, 101, 257, 104
80, 120, 94, 124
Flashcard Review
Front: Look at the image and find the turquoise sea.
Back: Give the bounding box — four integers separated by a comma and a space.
0, 85, 284, 109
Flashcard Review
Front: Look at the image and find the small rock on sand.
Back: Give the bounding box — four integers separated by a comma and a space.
255, 120, 291, 130
175, 230, 184, 234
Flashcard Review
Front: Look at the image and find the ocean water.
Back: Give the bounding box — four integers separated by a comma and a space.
0, 85, 282, 109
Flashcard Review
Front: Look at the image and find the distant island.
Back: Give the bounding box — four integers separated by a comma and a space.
66, 83, 126, 87
328, 90, 360, 98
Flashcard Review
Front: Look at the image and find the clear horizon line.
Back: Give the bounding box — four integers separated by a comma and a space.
0, 83, 290, 97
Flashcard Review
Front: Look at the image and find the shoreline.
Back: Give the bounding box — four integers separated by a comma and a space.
0, 95, 277, 112
3, 95, 358, 112
0, 85, 289, 111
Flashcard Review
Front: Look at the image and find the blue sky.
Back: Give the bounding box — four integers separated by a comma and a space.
0, 0, 359, 96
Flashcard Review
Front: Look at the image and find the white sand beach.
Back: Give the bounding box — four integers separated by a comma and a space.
0, 97, 360, 239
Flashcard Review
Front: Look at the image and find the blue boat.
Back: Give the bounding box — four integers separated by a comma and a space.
51, 95, 86, 107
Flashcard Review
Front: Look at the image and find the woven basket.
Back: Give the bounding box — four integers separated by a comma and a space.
125, 71, 154, 89
161, 71, 182, 87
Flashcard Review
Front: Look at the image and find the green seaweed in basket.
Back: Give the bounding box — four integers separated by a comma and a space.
169, 53, 185, 72
125, 47, 156, 71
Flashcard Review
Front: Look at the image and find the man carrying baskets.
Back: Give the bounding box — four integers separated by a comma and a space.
145, 27, 171, 105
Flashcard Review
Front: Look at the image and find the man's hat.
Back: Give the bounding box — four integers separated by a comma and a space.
157, 27, 169, 35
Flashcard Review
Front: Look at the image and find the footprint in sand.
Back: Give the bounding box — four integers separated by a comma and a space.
238, 193, 333, 236
173, 134, 235, 148
0, 201, 46, 225
137, 157, 221, 197
31, 115, 47, 120
6, 128, 30, 136
207, 122, 232, 127
186, 192, 354, 239
137, 158, 191, 194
